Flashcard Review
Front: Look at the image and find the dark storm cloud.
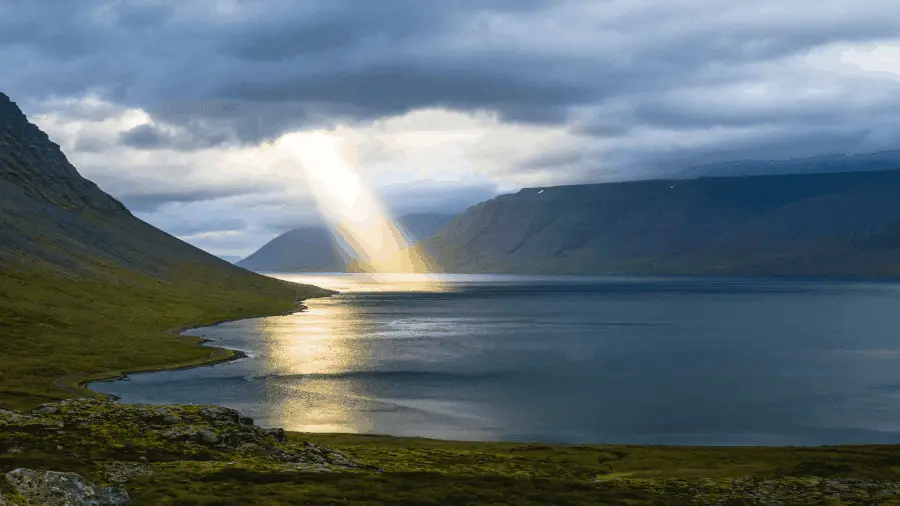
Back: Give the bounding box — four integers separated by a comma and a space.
216, 64, 586, 120
3, 0, 900, 195
0, 1, 895, 151
0, 0, 576, 138
118, 123, 234, 151
118, 125, 169, 149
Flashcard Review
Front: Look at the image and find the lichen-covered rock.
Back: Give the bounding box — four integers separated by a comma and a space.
0, 399, 372, 474
197, 406, 240, 423
103, 462, 153, 485
159, 427, 198, 442
33, 404, 61, 415
0, 409, 30, 427
196, 428, 218, 445
265, 428, 287, 442
5, 468, 130, 505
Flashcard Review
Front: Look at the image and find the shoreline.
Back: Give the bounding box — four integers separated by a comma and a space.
60, 275, 900, 449
58, 292, 335, 401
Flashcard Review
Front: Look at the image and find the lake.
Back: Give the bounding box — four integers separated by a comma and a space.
90, 273, 900, 445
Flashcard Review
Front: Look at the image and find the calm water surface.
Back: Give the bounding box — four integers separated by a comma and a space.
91, 274, 900, 445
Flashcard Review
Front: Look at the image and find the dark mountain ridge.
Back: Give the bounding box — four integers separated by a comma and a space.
421, 168, 900, 276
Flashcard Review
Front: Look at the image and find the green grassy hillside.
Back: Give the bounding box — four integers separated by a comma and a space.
0, 91, 332, 410
0, 259, 331, 410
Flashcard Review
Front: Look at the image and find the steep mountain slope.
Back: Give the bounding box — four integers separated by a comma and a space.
422, 169, 900, 276
238, 213, 455, 272
0, 92, 330, 408
1, 91, 256, 278
396, 213, 456, 243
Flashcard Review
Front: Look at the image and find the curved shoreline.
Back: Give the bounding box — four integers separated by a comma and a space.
59, 294, 334, 401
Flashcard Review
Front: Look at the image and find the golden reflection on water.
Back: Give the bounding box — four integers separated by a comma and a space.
258, 273, 453, 433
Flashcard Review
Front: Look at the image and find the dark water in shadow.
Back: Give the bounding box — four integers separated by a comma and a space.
91, 274, 900, 445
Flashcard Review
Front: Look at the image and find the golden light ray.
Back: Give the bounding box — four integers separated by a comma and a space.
275, 132, 436, 275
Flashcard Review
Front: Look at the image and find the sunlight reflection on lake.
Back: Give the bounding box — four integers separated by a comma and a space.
271, 272, 453, 293
259, 272, 453, 433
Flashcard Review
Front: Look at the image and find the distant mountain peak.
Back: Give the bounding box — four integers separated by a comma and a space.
238, 213, 457, 273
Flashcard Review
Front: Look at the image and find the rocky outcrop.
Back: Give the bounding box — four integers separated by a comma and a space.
0, 399, 374, 474
4, 468, 130, 506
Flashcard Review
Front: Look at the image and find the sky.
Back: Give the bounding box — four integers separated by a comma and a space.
3, 0, 900, 258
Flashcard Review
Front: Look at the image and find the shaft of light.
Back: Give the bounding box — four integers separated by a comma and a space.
276, 132, 431, 274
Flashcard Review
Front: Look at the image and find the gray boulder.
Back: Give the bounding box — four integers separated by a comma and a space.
4, 468, 130, 506
196, 428, 219, 445
266, 428, 287, 442
198, 406, 240, 423
33, 404, 60, 415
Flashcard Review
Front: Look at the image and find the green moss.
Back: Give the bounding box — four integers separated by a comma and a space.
5, 401, 900, 504
0, 257, 329, 410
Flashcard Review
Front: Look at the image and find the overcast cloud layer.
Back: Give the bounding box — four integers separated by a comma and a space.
3, 0, 900, 257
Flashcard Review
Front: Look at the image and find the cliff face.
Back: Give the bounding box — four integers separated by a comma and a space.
422, 169, 900, 276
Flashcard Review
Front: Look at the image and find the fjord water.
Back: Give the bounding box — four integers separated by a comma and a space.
92, 274, 900, 445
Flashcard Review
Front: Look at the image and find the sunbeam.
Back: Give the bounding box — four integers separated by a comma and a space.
276, 132, 435, 274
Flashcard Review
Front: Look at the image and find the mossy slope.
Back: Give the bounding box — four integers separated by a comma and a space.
0, 91, 332, 409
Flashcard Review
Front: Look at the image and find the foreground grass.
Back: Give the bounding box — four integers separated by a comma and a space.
100, 443, 900, 504
0, 260, 331, 411
3, 400, 900, 505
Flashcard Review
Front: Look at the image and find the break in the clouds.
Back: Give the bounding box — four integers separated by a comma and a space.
4, 1, 900, 257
